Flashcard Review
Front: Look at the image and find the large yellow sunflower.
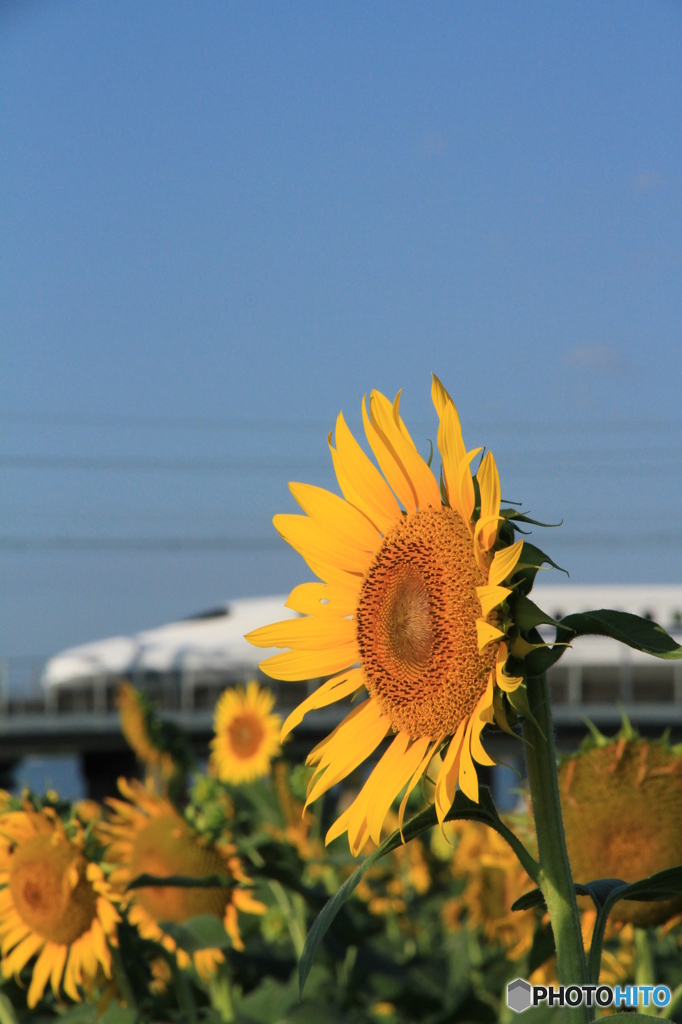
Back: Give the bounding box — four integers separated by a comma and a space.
246, 378, 526, 855
0, 806, 120, 1008
117, 682, 175, 781
210, 681, 282, 784
99, 779, 265, 979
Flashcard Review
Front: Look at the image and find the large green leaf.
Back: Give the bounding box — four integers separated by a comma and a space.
159, 914, 231, 953
298, 787, 538, 996
556, 608, 682, 660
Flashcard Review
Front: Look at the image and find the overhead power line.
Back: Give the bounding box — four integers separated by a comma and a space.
1, 531, 682, 552
2, 410, 682, 434
0, 453, 681, 475
0, 536, 285, 552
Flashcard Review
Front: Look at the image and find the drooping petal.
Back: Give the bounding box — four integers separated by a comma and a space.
434, 718, 467, 825
457, 716, 480, 802
330, 411, 401, 534
27, 943, 57, 1008
280, 669, 365, 740
305, 700, 391, 807
468, 676, 496, 767
496, 642, 524, 693
397, 736, 443, 832
366, 734, 431, 846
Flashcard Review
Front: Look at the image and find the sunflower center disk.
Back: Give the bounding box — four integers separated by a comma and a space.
356, 506, 498, 738
130, 814, 232, 924
228, 713, 264, 759
10, 836, 97, 945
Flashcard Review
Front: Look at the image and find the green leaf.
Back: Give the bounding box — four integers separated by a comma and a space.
0, 994, 18, 1024
556, 609, 682, 660
159, 914, 231, 953
607, 1016, 666, 1024
299, 787, 539, 995
127, 873, 233, 890
615, 864, 682, 902
99, 1005, 138, 1024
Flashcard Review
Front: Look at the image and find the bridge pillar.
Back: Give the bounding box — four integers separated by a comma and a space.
81, 749, 138, 801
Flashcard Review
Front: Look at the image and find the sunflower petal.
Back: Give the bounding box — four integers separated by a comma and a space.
330, 411, 401, 534
476, 619, 505, 652
477, 451, 501, 550
436, 401, 469, 520
285, 583, 358, 618
305, 703, 391, 807
488, 540, 524, 587
458, 717, 480, 802
367, 735, 431, 846
273, 514, 371, 580
476, 584, 512, 618
361, 395, 416, 511
430, 374, 454, 419
397, 736, 443, 833
469, 676, 496, 767
259, 644, 358, 681
369, 391, 441, 510
496, 642, 524, 693
28, 943, 57, 1008
246, 616, 356, 651
434, 718, 467, 825
289, 482, 381, 553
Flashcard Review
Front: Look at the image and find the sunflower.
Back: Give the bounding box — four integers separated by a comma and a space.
0, 806, 120, 1008
559, 724, 682, 926
99, 779, 265, 979
246, 378, 526, 854
117, 682, 175, 781
442, 818, 537, 959
210, 682, 282, 784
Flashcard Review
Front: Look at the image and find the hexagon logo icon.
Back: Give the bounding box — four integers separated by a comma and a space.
507, 978, 532, 1013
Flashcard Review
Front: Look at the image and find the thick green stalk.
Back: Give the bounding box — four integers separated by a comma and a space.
523, 673, 590, 1020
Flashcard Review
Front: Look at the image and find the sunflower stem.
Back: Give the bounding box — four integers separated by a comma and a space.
170, 957, 198, 1024
523, 672, 590, 1021
209, 962, 236, 1022
110, 942, 139, 1015
634, 928, 655, 988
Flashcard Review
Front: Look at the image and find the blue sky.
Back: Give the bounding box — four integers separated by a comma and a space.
2, 1, 682, 663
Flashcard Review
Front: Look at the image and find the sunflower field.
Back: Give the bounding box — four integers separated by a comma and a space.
5, 378, 682, 1023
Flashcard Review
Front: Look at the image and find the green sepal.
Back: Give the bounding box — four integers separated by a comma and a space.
522, 641, 569, 677
509, 541, 569, 596
506, 684, 545, 739
500, 509, 563, 529
298, 787, 539, 996
555, 608, 682, 660
439, 468, 449, 506
514, 594, 560, 632
492, 688, 520, 738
